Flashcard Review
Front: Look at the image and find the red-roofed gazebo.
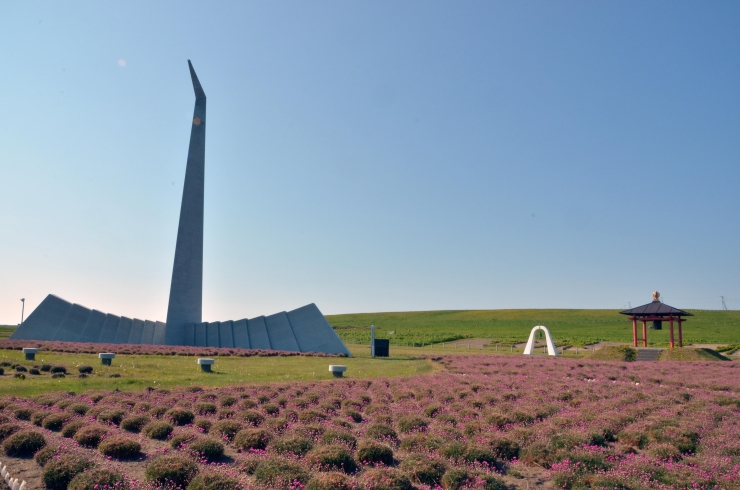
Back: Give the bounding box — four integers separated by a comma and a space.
620, 292, 692, 348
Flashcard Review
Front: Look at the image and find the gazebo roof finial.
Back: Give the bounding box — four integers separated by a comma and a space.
652, 291, 660, 302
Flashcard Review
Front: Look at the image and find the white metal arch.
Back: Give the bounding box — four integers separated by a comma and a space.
523, 325, 558, 356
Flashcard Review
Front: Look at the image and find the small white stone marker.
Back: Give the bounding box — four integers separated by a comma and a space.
197, 358, 215, 372
22, 348, 38, 361
329, 365, 347, 378
99, 353, 116, 366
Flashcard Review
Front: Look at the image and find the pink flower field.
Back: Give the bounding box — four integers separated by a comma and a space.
0, 339, 344, 358
0, 355, 738, 489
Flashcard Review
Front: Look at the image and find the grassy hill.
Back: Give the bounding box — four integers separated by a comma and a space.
327, 309, 740, 347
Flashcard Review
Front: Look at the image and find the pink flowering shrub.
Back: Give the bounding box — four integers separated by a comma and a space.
0, 339, 345, 357
0, 355, 738, 488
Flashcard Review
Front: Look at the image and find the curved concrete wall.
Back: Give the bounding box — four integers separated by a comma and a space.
11, 294, 350, 356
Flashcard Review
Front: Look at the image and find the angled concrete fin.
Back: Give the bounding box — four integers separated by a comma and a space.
79, 310, 107, 343
10, 295, 71, 340
232, 319, 250, 349
114, 317, 133, 344
141, 321, 156, 344
206, 322, 220, 347
247, 316, 270, 349
219, 321, 234, 348
99, 314, 121, 343
153, 321, 167, 345
54, 304, 91, 342
265, 312, 300, 352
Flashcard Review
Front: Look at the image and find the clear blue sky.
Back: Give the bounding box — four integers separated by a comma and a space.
2, 1, 739, 324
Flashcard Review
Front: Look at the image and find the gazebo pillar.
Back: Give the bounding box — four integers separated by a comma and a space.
632, 317, 637, 347
678, 319, 683, 347
669, 316, 675, 349
641, 320, 648, 347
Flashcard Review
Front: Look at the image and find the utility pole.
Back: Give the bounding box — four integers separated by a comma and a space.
20, 298, 25, 325
721, 296, 728, 311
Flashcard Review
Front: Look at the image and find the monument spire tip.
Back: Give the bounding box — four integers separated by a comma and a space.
188, 60, 206, 100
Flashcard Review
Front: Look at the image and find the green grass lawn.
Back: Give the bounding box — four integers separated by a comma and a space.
0, 346, 436, 398
327, 308, 740, 347
0, 327, 16, 339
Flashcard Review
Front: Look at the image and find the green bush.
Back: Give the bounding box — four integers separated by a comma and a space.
42, 413, 71, 431
211, 419, 242, 441
234, 428, 271, 451
400, 434, 443, 452
423, 403, 442, 418
307, 445, 356, 473
356, 441, 394, 466
305, 472, 353, 490
264, 417, 289, 432
170, 431, 198, 449
272, 435, 313, 456
400, 454, 446, 485
361, 468, 413, 490
195, 418, 212, 433
195, 402, 217, 415
254, 457, 310, 490
13, 407, 33, 420
441, 469, 470, 490
190, 438, 224, 461
0, 423, 21, 441
61, 419, 86, 438
242, 410, 265, 426
240, 399, 257, 410
15, 366, 27, 373
489, 438, 520, 461
343, 409, 363, 423
31, 410, 50, 426
396, 416, 428, 433
97, 409, 126, 425
439, 442, 467, 460
73, 425, 109, 448
40, 364, 52, 372
99, 435, 141, 459
464, 446, 497, 465
298, 409, 327, 423
43, 455, 94, 490
77, 365, 93, 374
219, 396, 238, 407
121, 415, 150, 432
143, 420, 174, 440
186, 473, 241, 490
50, 365, 67, 374
167, 408, 195, 426
150, 405, 168, 418
35, 445, 59, 466
3, 430, 46, 456
69, 403, 90, 415
366, 424, 398, 442
263, 403, 280, 415
50, 373, 63, 379
472, 474, 507, 490
29, 368, 40, 375
321, 429, 357, 449
218, 409, 236, 420
145, 456, 198, 487
68, 469, 129, 490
